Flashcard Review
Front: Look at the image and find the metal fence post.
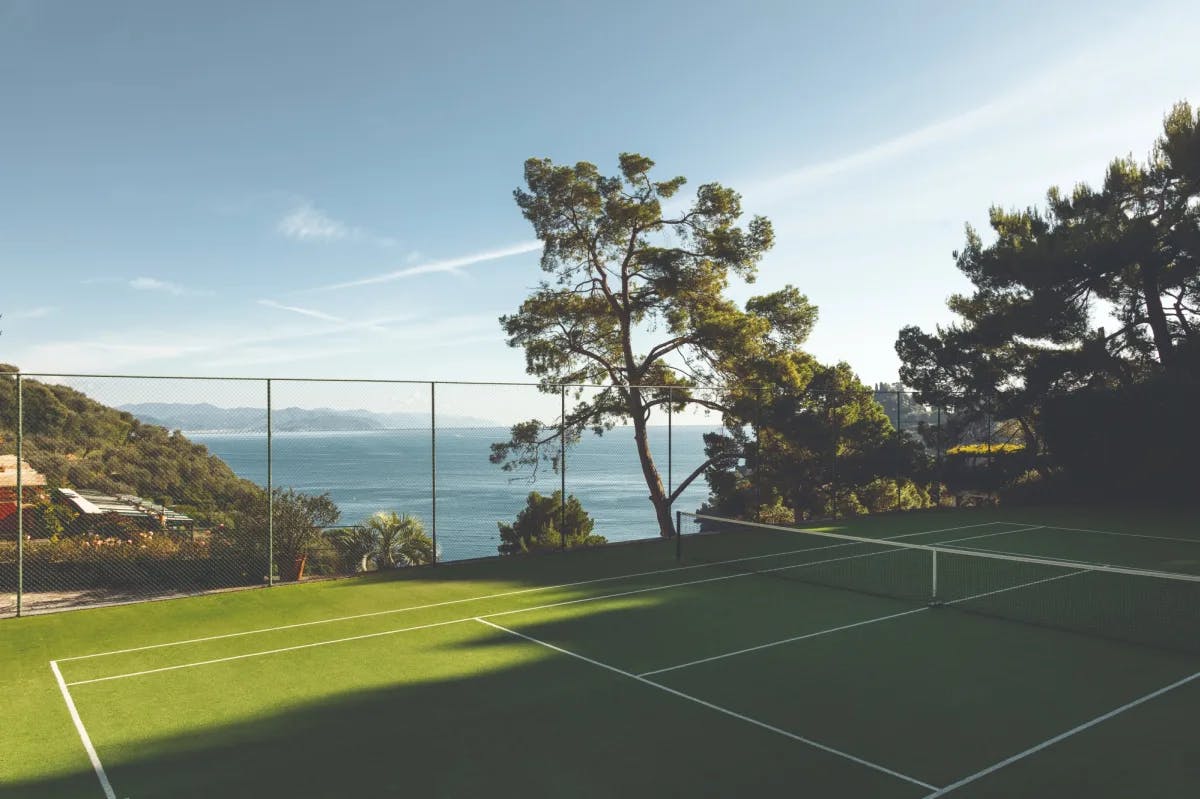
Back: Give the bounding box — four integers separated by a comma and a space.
431, 382, 437, 564
15, 374, 23, 618
667, 387, 673, 502
895, 389, 902, 511
754, 387, 762, 514
935, 405, 943, 506
831, 392, 840, 521
266, 378, 273, 587
560, 383, 566, 551
986, 399, 994, 491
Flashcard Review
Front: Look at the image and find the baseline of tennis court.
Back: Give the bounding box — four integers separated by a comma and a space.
44, 516, 1200, 798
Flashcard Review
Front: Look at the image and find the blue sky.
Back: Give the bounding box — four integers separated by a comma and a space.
2, 0, 1199, 413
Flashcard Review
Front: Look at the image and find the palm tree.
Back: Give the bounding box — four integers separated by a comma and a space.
363, 511, 434, 568
325, 525, 377, 573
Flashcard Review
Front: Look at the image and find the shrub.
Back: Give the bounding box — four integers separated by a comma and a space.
0, 533, 235, 591
498, 491, 606, 555
753, 498, 796, 525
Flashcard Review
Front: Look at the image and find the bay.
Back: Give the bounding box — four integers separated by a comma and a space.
190, 425, 719, 561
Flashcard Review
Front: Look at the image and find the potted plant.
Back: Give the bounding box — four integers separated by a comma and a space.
270, 488, 340, 582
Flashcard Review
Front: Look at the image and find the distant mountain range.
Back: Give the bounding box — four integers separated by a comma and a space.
119, 402, 499, 432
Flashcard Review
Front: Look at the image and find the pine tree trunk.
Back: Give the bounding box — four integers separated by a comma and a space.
1141, 266, 1177, 370
629, 398, 676, 539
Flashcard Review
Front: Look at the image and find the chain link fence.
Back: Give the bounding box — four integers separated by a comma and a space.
0, 372, 1027, 617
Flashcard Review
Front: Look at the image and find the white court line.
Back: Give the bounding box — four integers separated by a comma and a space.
925, 669, 1200, 797
1033, 523, 1200, 546
65, 618, 470, 687
639, 563, 1090, 678
475, 618, 940, 792
61, 546, 914, 686
57, 519, 1014, 663
942, 568, 1090, 606
50, 661, 117, 799
63, 524, 1034, 687
639, 608, 930, 677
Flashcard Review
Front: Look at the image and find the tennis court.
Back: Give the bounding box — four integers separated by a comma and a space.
5, 508, 1199, 798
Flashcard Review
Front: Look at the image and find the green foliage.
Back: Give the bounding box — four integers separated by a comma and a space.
256, 488, 340, 581
1001, 468, 1064, 506
0, 370, 267, 532
497, 491, 605, 555
752, 497, 796, 525
703, 364, 935, 521
853, 478, 931, 513
945, 443, 1025, 455
1041, 376, 1200, 503
896, 101, 1200, 500
324, 525, 378, 573
0, 532, 222, 591
324, 513, 434, 573
495, 154, 817, 537
361, 512, 434, 568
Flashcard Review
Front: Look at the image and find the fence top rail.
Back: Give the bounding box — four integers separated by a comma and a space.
9, 372, 734, 390
7, 372, 949, 399
683, 512, 1200, 584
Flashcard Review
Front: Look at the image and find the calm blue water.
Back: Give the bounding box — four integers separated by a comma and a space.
191, 426, 718, 561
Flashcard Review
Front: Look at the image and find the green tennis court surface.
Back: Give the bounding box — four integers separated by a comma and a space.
4, 508, 1199, 798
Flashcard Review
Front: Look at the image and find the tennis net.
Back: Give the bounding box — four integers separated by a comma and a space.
677, 512, 1200, 655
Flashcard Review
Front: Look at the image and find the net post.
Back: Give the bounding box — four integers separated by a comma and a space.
930, 548, 938, 605
15, 373, 23, 618
560, 383, 566, 552
266, 378, 273, 587
675, 509, 682, 561
431, 382, 437, 565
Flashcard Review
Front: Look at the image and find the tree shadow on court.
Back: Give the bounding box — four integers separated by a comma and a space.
7, 599, 919, 799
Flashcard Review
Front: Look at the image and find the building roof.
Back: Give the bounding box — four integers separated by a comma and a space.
0, 455, 47, 488
57, 488, 194, 526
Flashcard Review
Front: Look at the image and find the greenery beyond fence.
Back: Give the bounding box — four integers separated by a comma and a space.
1, 371, 1028, 617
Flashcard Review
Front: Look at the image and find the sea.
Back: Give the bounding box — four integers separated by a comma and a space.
191, 425, 718, 561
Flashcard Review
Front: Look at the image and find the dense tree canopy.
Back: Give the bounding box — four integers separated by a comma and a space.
494, 154, 818, 537
900, 103, 1198, 400
703, 365, 931, 521
897, 102, 1200, 496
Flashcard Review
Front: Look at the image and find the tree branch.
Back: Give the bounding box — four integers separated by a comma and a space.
668, 451, 743, 504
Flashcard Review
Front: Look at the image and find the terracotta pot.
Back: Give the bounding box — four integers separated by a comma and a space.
280, 554, 308, 582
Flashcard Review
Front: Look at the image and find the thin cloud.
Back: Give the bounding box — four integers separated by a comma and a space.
277, 204, 351, 241
257, 299, 346, 323
314, 240, 542, 291
276, 202, 400, 247
741, 26, 1195, 207
13, 313, 414, 374
11, 306, 56, 319
256, 299, 401, 334
129, 277, 189, 295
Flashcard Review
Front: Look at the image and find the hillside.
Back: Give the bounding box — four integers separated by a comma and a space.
0, 368, 265, 526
